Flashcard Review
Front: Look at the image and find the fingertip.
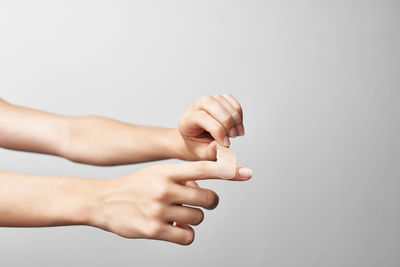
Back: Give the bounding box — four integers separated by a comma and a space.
223, 136, 230, 147
213, 136, 230, 148
229, 127, 238, 138
177, 224, 195, 246
235, 165, 253, 180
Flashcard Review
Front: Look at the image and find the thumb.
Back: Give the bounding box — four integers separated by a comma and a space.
204, 140, 218, 160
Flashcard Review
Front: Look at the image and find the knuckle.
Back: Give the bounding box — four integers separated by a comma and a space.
213, 94, 224, 102
224, 93, 237, 105
223, 93, 233, 98
213, 124, 226, 138
224, 93, 242, 109
202, 95, 213, 103
205, 190, 219, 210
144, 221, 163, 238
152, 181, 170, 200
235, 102, 243, 114
215, 94, 242, 124
221, 114, 234, 127
237, 106, 243, 117
231, 111, 242, 124
148, 202, 165, 218
196, 95, 211, 107
233, 102, 242, 112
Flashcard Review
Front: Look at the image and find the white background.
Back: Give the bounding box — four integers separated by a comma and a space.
1, 1, 399, 266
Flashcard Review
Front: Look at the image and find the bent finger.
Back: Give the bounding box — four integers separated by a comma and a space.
155, 223, 195, 246
213, 94, 243, 137
164, 205, 204, 226
222, 94, 244, 135
191, 110, 229, 146
195, 96, 236, 142
169, 183, 219, 210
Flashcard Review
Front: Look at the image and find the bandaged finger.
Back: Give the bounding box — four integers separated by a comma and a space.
216, 144, 236, 179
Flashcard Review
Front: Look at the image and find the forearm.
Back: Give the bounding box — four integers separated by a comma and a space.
0, 98, 69, 156
0, 169, 97, 227
0, 99, 188, 165
62, 116, 187, 165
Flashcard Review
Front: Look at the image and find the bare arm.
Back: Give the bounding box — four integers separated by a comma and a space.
0, 98, 70, 156
0, 98, 186, 165
63, 116, 186, 165
0, 95, 251, 245
0, 94, 245, 165
0, 162, 252, 245
0, 169, 95, 227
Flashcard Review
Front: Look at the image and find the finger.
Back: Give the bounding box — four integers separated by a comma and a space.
185, 180, 199, 188
222, 94, 243, 119
191, 140, 218, 161
213, 95, 243, 137
168, 161, 253, 181
154, 223, 195, 246
169, 183, 219, 210
191, 110, 229, 146
164, 205, 204, 226
195, 96, 236, 143
222, 94, 245, 136
204, 140, 218, 160
175, 222, 188, 229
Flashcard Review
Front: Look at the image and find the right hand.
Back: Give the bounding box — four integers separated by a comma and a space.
178, 94, 245, 161
89, 161, 252, 245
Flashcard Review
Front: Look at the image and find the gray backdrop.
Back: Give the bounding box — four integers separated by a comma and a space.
0, 0, 399, 266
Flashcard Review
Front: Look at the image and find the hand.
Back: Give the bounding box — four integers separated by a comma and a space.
178, 94, 244, 161
89, 161, 252, 245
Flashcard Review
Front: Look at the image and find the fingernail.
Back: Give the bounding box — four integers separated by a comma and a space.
229, 127, 238, 138
223, 136, 230, 146
238, 167, 253, 178
237, 124, 245, 136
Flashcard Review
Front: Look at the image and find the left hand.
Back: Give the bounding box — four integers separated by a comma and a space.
178, 94, 244, 161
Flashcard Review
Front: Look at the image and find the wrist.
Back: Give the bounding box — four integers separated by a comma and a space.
80, 178, 124, 231
61, 177, 103, 227
162, 128, 189, 161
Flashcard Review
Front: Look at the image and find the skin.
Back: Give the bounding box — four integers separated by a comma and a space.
0, 94, 252, 245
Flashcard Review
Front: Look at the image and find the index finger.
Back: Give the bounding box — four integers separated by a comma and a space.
168, 161, 253, 182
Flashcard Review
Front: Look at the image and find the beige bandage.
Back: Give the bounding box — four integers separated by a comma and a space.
216, 144, 237, 179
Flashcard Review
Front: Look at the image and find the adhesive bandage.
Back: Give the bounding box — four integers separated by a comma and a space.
216, 144, 237, 179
